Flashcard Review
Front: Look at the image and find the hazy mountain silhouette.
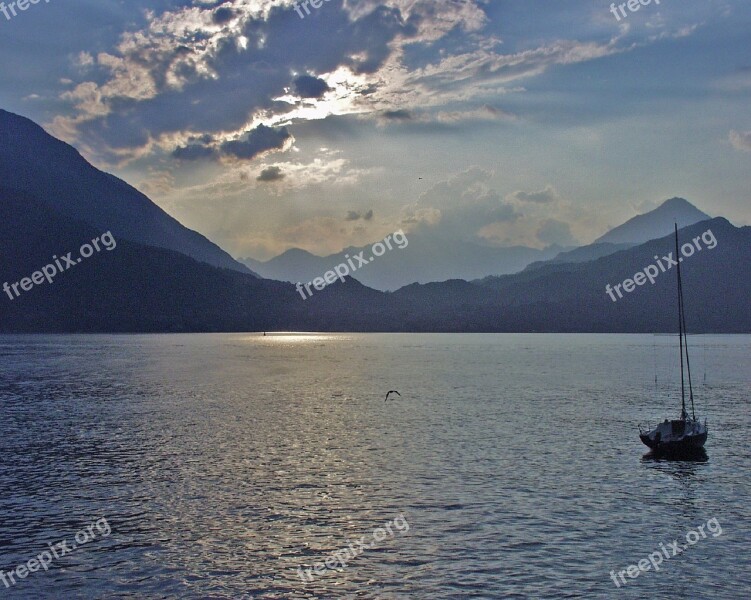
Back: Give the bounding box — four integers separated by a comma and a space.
595, 197, 710, 245
522, 242, 634, 272
0, 109, 255, 275
524, 198, 710, 272
243, 198, 710, 288
241, 234, 568, 290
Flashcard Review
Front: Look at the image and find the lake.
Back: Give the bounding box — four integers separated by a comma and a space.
0, 333, 749, 599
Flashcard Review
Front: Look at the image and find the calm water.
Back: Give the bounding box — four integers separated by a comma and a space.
0, 333, 749, 599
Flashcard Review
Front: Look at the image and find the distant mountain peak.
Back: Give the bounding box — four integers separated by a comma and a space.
279, 247, 318, 258
661, 196, 694, 209
595, 197, 711, 245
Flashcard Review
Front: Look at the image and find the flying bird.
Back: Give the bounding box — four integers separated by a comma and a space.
385, 390, 401, 402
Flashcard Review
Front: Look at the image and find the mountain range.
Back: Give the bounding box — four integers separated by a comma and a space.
1, 109, 748, 333
241, 198, 711, 289
241, 237, 568, 291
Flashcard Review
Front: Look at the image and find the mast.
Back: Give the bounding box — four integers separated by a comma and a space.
674, 224, 687, 420
676, 229, 697, 419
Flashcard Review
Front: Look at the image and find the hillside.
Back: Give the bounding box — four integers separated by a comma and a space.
0, 110, 254, 275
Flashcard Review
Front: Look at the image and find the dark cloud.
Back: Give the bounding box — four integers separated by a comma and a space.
172, 143, 217, 161
189, 133, 214, 144
382, 109, 412, 120
346, 209, 374, 221
213, 7, 235, 25
173, 125, 291, 162
66, 1, 415, 158
345, 5, 416, 74
293, 75, 331, 99
220, 125, 292, 160
257, 166, 285, 182
508, 185, 560, 203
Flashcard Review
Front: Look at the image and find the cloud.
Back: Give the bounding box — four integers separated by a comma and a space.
50, 0, 414, 159
172, 143, 217, 161
729, 129, 751, 152
401, 207, 442, 227
378, 105, 515, 126
506, 185, 561, 204
537, 219, 578, 247
432, 105, 517, 124
382, 109, 413, 120
173, 125, 293, 161
346, 209, 374, 221
137, 169, 176, 198
45, 0, 704, 169
293, 75, 332, 99
221, 125, 293, 160
213, 7, 235, 25
257, 166, 285, 182
406, 167, 519, 242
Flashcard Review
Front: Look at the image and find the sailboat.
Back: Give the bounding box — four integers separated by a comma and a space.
639, 224, 708, 456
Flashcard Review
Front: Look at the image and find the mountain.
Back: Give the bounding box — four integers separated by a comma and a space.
522, 242, 634, 272
594, 197, 711, 245
522, 198, 710, 273
0, 187, 312, 332
2, 186, 748, 333
241, 248, 334, 284
240, 234, 569, 290
243, 199, 710, 288
0, 109, 254, 275
468, 217, 749, 332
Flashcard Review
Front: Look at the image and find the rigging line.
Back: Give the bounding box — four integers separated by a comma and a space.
675, 224, 696, 420
679, 248, 696, 420
674, 224, 687, 420
653, 336, 658, 401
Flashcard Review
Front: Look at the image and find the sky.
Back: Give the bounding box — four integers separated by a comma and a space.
1, 0, 749, 260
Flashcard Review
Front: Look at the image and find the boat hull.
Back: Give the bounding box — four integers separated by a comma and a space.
640, 431, 707, 455
639, 419, 707, 457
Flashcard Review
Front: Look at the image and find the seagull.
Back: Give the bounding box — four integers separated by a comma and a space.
385, 390, 401, 402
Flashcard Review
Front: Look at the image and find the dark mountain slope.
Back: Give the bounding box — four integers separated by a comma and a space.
0, 109, 254, 275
